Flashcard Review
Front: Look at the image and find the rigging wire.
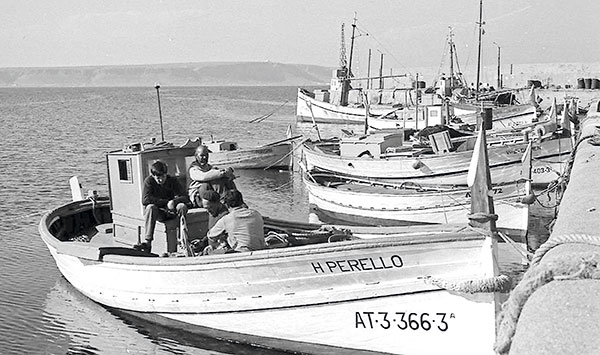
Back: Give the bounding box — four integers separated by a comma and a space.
352, 22, 414, 82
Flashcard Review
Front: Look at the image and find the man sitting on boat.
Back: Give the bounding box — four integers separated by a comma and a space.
189, 189, 230, 254
137, 161, 189, 253
188, 145, 236, 207
206, 189, 266, 253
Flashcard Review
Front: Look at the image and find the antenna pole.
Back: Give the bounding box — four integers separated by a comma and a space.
155, 83, 164, 142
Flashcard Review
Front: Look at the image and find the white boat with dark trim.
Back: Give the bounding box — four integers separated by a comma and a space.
304, 171, 531, 242
203, 134, 300, 170
40, 130, 507, 354
301, 128, 572, 187
296, 15, 445, 126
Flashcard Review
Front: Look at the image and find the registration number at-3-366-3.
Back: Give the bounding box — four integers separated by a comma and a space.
355, 312, 455, 332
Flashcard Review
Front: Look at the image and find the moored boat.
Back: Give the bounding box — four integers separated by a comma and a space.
296, 15, 445, 127
451, 102, 538, 130
203, 134, 300, 170
304, 172, 530, 242
301, 129, 572, 187
39, 127, 508, 354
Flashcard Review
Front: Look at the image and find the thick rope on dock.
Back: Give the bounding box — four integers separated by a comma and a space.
494, 234, 600, 354
424, 274, 512, 294
530, 234, 600, 266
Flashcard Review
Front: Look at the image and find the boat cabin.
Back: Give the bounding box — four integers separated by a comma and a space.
206, 140, 238, 152
339, 131, 407, 159
107, 140, 209, 255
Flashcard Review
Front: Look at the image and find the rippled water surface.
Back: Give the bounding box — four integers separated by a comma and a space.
0, 86, 555, 354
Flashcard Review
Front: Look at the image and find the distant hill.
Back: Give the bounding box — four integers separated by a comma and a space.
0, 60, 597, 89
0, 62, 334, 88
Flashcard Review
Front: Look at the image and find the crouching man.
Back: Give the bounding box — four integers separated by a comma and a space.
207, 189, 265, 253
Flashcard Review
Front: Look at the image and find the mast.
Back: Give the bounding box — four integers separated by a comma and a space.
415, 73, 420, 130
339, 14, 357, 107
154, 83, 164, 142
493, 42, 501, 89
378, 52, 384, 89
475, 0, 483, 100
367, 49, 372, 89
347, 13, 357, 80
449, 29, 455, 89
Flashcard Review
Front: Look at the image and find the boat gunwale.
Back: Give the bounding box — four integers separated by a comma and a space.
39, 199, 489, 266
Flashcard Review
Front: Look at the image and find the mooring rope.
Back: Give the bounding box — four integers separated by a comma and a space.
467, 212, 498, 224
494, 233, 600, 354
424, 274, 512, 294
530, 233, 600, 266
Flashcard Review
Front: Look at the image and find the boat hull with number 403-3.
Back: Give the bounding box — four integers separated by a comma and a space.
301, 135, 572, 186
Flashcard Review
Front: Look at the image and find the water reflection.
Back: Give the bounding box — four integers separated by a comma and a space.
41, 278, 278, 355
234, 168, 310, 222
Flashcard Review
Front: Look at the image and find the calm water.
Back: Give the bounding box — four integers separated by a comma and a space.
0, 86, 555, 354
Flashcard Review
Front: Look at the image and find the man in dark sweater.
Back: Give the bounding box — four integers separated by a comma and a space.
138, 161, 189, 253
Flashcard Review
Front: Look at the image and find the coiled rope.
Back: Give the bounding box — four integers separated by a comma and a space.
494, 233, 600, 354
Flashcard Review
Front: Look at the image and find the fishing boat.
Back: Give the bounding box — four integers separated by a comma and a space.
301, 125, 572, 187
304, 171, 530, 242
40, 126, 508, 354
431, 15, 538, 130
203, 134, 300, 170
450, 102, 537, 130
295, 15, 443, 126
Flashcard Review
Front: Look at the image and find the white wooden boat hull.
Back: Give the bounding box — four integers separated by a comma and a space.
302, 137, 571, 186
210, 143, 291, 169
366, 104, 536, 132
162, 289, 497, 355
296, 88, 393, 124
452, 103, 537, 129
304, 177, 529, 240
40, 200, 500, 355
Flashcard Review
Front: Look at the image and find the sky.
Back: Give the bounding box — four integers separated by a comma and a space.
1, 0, 599, 73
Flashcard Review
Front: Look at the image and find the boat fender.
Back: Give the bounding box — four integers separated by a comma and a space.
520, 193, 536, 205
357, 150, 373, 158
412, 159, 423, 169
534, 125, 545, 138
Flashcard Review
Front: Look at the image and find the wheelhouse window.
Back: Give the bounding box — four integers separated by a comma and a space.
118, 159, 133, 183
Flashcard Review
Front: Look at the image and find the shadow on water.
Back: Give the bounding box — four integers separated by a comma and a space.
107, 309, 297, 355
41, 278, 292, 355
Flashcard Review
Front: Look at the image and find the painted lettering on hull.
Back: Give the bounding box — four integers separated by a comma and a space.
355, 311, 456, 332
311, 255, 403, 274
